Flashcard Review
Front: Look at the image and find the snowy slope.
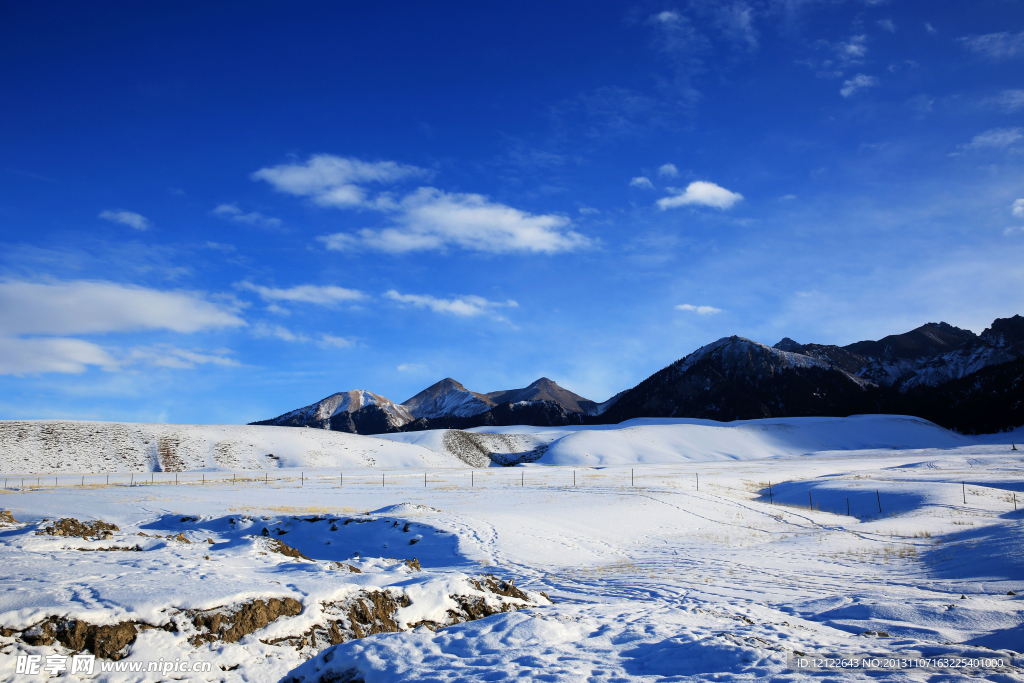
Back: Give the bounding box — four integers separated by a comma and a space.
0, 421, 463, 473
379, 415, 969, 467
537, 415, 967, 466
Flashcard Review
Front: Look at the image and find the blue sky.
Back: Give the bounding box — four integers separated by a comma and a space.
1, 1, 1023, 424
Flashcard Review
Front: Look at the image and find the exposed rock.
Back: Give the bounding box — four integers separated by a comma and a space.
265, 537, 313, 561
37, 518, 118, 539
278, 574, 543, 653
330, 562, 361, 573
15, 617, 142, 660
190, 597, 303, 645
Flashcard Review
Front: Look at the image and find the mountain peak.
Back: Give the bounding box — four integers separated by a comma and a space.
401, 377, 494, 419
773, 337, 803, 352
486, 377, 595, 413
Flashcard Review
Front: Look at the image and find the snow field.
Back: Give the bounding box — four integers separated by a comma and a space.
0, 416, 1022, 681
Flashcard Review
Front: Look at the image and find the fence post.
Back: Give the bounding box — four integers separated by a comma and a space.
768, 481, 773, 504
876, 490, 882, 514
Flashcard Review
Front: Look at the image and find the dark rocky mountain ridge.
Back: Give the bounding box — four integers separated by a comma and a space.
251, 315, 1024, 436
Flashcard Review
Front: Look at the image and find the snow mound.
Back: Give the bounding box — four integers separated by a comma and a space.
537, 415, 967, 466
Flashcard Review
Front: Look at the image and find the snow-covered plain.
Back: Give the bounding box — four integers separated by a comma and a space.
1, 416, 1022, 682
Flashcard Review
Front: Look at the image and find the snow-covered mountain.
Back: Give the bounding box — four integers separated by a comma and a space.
776, 317, 1024, 390
252, 390, 413, 432
599, 336, 873, 425
485, 377, 597, 414
250, 315, 1024, 436
401, 378, 495, 419
254, 378, 599, 434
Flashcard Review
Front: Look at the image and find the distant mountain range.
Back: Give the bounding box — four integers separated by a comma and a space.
251, 314, 1024, 436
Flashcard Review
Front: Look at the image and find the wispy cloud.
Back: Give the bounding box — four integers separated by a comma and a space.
1013, 199, 1024, 218
397, 362, 429, 373
961, 127, 1022, 150
676, 304, 723, 315
959, 31, 1024, 60
212, 204, 282, 229
840, 74, 878, 98
385, 290, 518, 319
99, 210, 149, 231
124, 344, 239, 370
238, 282, 366, 306
712, 2, 758, 52
319, 334, 356, 349
878, 19, 896, 33
657, 181, 743, 210
252, 323, 356, 349
658, 163, 679, 177
630, 176, 655, 189
981, 89, 1024, 113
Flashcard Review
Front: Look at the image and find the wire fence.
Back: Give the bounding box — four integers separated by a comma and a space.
1, 469, 1018, 517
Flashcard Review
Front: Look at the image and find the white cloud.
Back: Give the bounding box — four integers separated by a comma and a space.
653, 10, 680, 25
319, 187, 589, 254
252, 323, 356, 348
959, 31, 1024, 60
878, 19, 896, 33
780, 194, 797, 201
253, 323, 309, 342
676, 304, 723, 315
657, 181, 744, 210
124, 345, 239, 370
0, 337, 239, 376
0, 280, 244, 335
319, 335, 356, 349
0, 281, 245, 375
385, 290, 518, 319
99, 210, 149, 231
925, 23, 937, 35
836, 35, 868, 62
982, 89, 1024, 112
1013, 199, 1024, 218
238, 282, 365, 306
397, 362, 429, 373
630, 176, 655, 189
840, 74, 878, 98
251, 154, 429, 207
962, 127, 1023, 150
658, 163, 679, 178
578, 206, 600, 215
212, 204, 282, 229
256, 155, 589, 255
0, 336, 117, 375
